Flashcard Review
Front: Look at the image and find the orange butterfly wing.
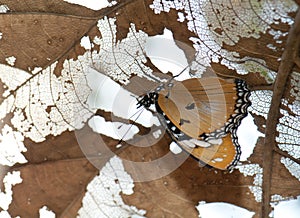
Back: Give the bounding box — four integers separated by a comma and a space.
157, 77, 238, 139
175, 132, 240, 170
155, 77, 250, 170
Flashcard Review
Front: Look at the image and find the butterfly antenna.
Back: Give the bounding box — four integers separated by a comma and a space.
173, 64, 190, 79
117, 107, 145, 145
117, 106, 144, 129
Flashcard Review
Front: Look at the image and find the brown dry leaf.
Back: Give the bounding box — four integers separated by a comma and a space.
0, 0, 299, 217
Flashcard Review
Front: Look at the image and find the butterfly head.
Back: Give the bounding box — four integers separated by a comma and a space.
136, 92, 158, 109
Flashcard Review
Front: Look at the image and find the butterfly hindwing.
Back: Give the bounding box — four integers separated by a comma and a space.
175, 130, 241, 170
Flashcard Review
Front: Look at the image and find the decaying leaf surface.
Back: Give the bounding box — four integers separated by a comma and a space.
0, 0, 299, 217
9, 159, 97, 217
123, 158, 259, 217
0, 14, 96, 71
0, 0, 101, 17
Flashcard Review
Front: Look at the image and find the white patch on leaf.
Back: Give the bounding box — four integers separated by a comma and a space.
267, 43, 277, 51
77, 156, 146, 218
272, 196, 300, 218
249, 90, 272, 119
145, 28, 189, 81
93, 17, 157, 84
276, 73, 300, 178
80, 36, 92, 50
31, 67, 43, 75
0, 64, 31, 96
86, 67, 157, 128
236, 164, 263, 202
0, 211, 12, 218
39, 206, 55, 218
2, 53, 94, 142
5, 56, 16, 66
271, 194, 285, 202
150, 0, 296, 78
280, 158, 300, 181
0, 5, 9, 13
0, 171, 22, 211
88, 116, 139, 141
196, 201, 255, 218
177, 12, 185, 22
0, 125, 27, 166
63, 0, 116, 10
237, 114, 264, 161
0, 15, 157, 146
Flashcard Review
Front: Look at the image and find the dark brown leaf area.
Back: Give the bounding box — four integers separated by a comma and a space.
123, 158, 258, 217
10, 159, 97, 218
0, 0, 298, 218
0, 14, 95, 72
9, 131, 97, 217
0, 0, 101, 17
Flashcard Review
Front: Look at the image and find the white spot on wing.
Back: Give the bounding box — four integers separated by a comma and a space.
190, 138, 210, 147
207, 138, 222, 145
169, 142, 182, 154
213, 157, 224, 162
180, 139, 195, 148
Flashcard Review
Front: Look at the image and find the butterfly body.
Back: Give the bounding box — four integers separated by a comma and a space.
137, 77, 251, 170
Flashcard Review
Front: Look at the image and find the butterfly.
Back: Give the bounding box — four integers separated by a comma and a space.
136, 76, 251, 171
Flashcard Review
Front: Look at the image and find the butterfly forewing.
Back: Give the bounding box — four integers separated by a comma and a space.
157, 77, 238, 139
